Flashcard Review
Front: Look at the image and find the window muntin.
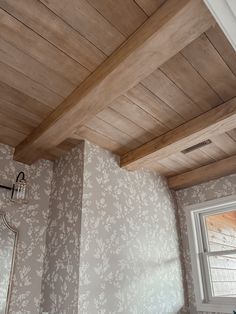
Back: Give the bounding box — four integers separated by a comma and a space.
208, 254, 236, 297
198, 209, 236, 304
186, 197, 236, 313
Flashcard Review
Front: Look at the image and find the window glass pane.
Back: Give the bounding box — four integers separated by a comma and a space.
208, 254, 236, 297
205, 210, 236, 252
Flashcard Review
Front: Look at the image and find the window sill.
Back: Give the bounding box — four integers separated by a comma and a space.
197, 301, 236, 313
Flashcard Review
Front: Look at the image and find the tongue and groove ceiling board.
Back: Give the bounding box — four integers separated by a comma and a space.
0, 0, 236, 188
0, 0, 159, 152
75, 22, 236, 179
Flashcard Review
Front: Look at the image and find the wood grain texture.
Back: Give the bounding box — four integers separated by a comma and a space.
182, 149, 215, 167
206, 25, 236, 76
0, 8, 89, 85
144, 159, 175, 176
0, 62, 63, 107
182, 34, 236, 101
85, 116, 141, 149
0, 0, 106, 71
40, 0, 125, 55
168, 155, 236, 190
199, 142, 228, 161
109, 96, 168, 136
121, 97, 236, 170
96, 108, 154, 144
149, 152, 201, 176
158, 156, 190, 174
141, 69, 203, 119
228, 129, 236, 142
135, 0, 166, 16
126, 84, 185, 129
160, 52, 222, 111
0, 126, 26, 147
0, 110, 33, 135
0, 98, 40, 128
170, 152, 199, 170
0, 81, 52, 120
0, 37, 75, 97
86, 0, 147, 36
14, 0, 214, 164
211, 133, 236, 156
74, 127, 128, 155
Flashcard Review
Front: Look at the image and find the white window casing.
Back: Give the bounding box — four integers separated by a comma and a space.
185, 195, 236, 313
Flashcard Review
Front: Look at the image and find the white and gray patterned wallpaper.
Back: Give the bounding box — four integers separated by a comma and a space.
175, 173, 236, 314
0, 144, 53, 314
78, 141, 185, 314
1, 140, 206, 314
40, 142, 84, 314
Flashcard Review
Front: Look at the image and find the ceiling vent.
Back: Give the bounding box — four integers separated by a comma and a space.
181, 139, 212, 154
204, 0, 236, 51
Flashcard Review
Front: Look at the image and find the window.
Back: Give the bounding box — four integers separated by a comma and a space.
186, 195, 236, 313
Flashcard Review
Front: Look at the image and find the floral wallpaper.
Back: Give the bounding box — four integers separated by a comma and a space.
0, 144, 53, 314
78, 141, 185, 314
40, 142, 84, 314
175, 173, 236, 314
0, 140, 197, 314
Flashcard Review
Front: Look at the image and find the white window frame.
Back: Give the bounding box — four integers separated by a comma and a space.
185, 195, 236, 313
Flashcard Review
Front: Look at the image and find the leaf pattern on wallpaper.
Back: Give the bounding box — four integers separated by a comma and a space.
40, 142, 84, 314
0, 144, 53, 314
78, 141, 185, 314
176, 173, 236, 314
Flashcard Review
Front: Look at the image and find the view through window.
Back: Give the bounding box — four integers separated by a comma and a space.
204, 211, 236, 298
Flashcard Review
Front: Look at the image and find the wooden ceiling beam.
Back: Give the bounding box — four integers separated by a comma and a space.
168, 154, 236, 190
13, 0, 214, 164
121, 97, 236, 170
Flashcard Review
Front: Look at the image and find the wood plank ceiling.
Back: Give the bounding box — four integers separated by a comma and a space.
0, 0, 236, 188
0, 0, 164, 152
76, 24, 236, 178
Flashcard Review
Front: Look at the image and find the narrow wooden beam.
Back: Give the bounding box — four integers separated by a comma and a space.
168, 155, 236, 190
121, 97, 236, 170
13, 0, 214, 164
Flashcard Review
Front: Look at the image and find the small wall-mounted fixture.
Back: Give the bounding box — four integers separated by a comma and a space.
0, 171, 29, 204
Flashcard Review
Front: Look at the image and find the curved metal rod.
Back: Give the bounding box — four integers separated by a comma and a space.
0, 172, 26, 192
0, 171, 26, 200
16, 171, 25, 183
0, 212, 18, 314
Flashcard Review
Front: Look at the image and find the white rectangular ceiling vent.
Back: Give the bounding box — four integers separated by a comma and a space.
204, 0, 236, 51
